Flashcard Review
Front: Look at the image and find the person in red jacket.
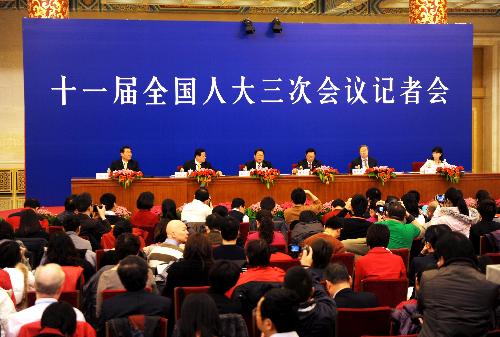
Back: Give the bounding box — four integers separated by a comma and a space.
130, 192, 159, 241
354, 223, 406, 292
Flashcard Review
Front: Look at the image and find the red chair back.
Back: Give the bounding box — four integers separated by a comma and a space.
361, 278, 408, 308
239, 222, 250, 244
485, 253, 500, 264
100, 232, 116, 249
174, 286, 210, 321
269, 259, 300, 271
239, 164, 245, 171
61, 266, 84, 291
18, 321, 96, 337
27, 290, 81, 309
106, 315, 167, 337
336, 306, 392, 337
390, 248, 410, 271
411, 162, 425, 172
48, 226, 64, 234
331, 253, 355, 277
487, 329, 500, 336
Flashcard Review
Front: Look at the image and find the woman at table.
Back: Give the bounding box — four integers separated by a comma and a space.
420, 146, 447, 173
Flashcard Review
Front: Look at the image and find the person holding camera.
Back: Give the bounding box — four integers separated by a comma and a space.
74, 193, 111, 250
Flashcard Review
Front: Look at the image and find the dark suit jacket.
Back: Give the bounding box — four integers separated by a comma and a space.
182, 159, 215, 171
228, 210, 245, 223
296, 159, 322, 170
99, 290, 171, 332
244, 160, 273, 170
334, 288, 378, 308
76, 213, 111, 250
109, 159, 140, 171
350, 156, 378, 172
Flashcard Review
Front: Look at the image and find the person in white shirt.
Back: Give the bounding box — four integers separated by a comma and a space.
6, 263, 85, 337
420, 146, 447, 173
181, 188, 213, 223
0, 288, 16, 337
256, 288, 300, 337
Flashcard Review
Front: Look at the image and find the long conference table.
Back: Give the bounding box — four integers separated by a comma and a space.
71, 173, 500, 211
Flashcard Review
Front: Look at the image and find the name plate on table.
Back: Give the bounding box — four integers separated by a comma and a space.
296, 169, 310, 176
352, 168, 366, 175
96, 173, 109, 179
422, 167, 437, 174
239, 171, 251, 177
174, 172, 188, 178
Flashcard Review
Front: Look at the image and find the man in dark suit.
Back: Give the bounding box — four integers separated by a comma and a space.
98, 255, 171, 334
182, 148, 222, 175
109, 145, 141, 171
350, 144, 378, 172
296, 148, 323, 170
244, 148, 272, 170
228, 198, 249, 223
324, 263, 378, 308
74, 192, 111, 250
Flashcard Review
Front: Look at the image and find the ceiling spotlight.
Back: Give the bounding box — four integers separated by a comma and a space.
243, 19, 255, 35
272, 18, 282, 33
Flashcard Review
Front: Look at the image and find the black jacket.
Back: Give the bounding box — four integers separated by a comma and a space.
182, 159, 215, 171
76, 213, 111, 250
231, 281, 282, 314
350, 156, 378, 172
109, 159, 140, 171
334, 288, 378, 308
296, 159, 322, 170
244, 160, 273, 170
228, 210, 245, 223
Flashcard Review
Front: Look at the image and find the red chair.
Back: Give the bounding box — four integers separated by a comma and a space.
106, 315, 168, 337
331, 253, 355, 277
239, 222, 250, 244
411, 162, 425, 172
61, 266, 84, 291
174, 286, 210, 320
48, 225, 64, 234
336, 306, 392, 337
390, 248, 410, 272
239, 164, 245, 171
269, 258, 300, 271
18, 320, 96, 337
361, 278, 409, 308
100, 229, 146, 249
27, 290, 81, 309
485, 253, 500, 264
487, 329, 500, 336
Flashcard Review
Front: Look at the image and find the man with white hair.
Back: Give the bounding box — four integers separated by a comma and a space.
6, 263, 85, 337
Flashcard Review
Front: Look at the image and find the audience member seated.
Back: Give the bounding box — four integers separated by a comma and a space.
418, 232, 499, 337
323, 263, 377, 308
366, 187, 382, 204
212, 205, 229, 217
145, 220, 187, 269
7, 199, 48, 232
321, 199, 349, 225
208, 261, 242, 314
256, 288, 300, 337
96, 234, 155, 318
81, 233, 141, 326
0, 287, 16, 335
44, 232, 95, 284
401, 193, 426, 224
409, 224, 451, 286
476, 189, 491, 204
353, 224, 406, 292
62, 215, 92, 251
175, 293, 221, 337
228, 198, 249, 223
6, 264, 85, 337
130, 192, 158, 230
0, 219, 15, 240
205, 214, 223, 245
284, 189, 322, 225
0, 240, 35, 309
36, 302, 77, 337
247, 211, 287, 252
227, 240, 285, 310
283, 266, 336, 337
302, 239, 333, 281
470, 198, 500, 254
98, 255, 171, 334
181, 188, 213, 223
425, 201, 439, 221
100, 218, 145, 250
376, 202, 423, 249
56, 194, 77, 223
249, 197, 288, 239
99, 193, 120, 225
212, 217, 246, 265
162, 233, 214, 298
14, 210, 49, 241
427, 187, 479, 237
338, 194, 372, 240
74, 193, 111, 251
153, 198, 180, 243
303, 217, 345, 254
290, 211, 324, 245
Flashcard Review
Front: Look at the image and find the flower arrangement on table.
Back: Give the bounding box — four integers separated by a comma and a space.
312, 166, 339, 184
114, 205, 132, 219
249, 168, 280, 189
436, 165, 464, 184
245, 202, 285, 219
365, 166, 396, 185
189, 168, 217, 186
36, 207, 58, 226
109, 169, 144, 189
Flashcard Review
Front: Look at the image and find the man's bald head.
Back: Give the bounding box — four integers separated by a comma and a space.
166, 220, 189, 244
35, 263, 65, 298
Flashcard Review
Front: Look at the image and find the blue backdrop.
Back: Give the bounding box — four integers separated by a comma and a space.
23, 19, 473, 205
